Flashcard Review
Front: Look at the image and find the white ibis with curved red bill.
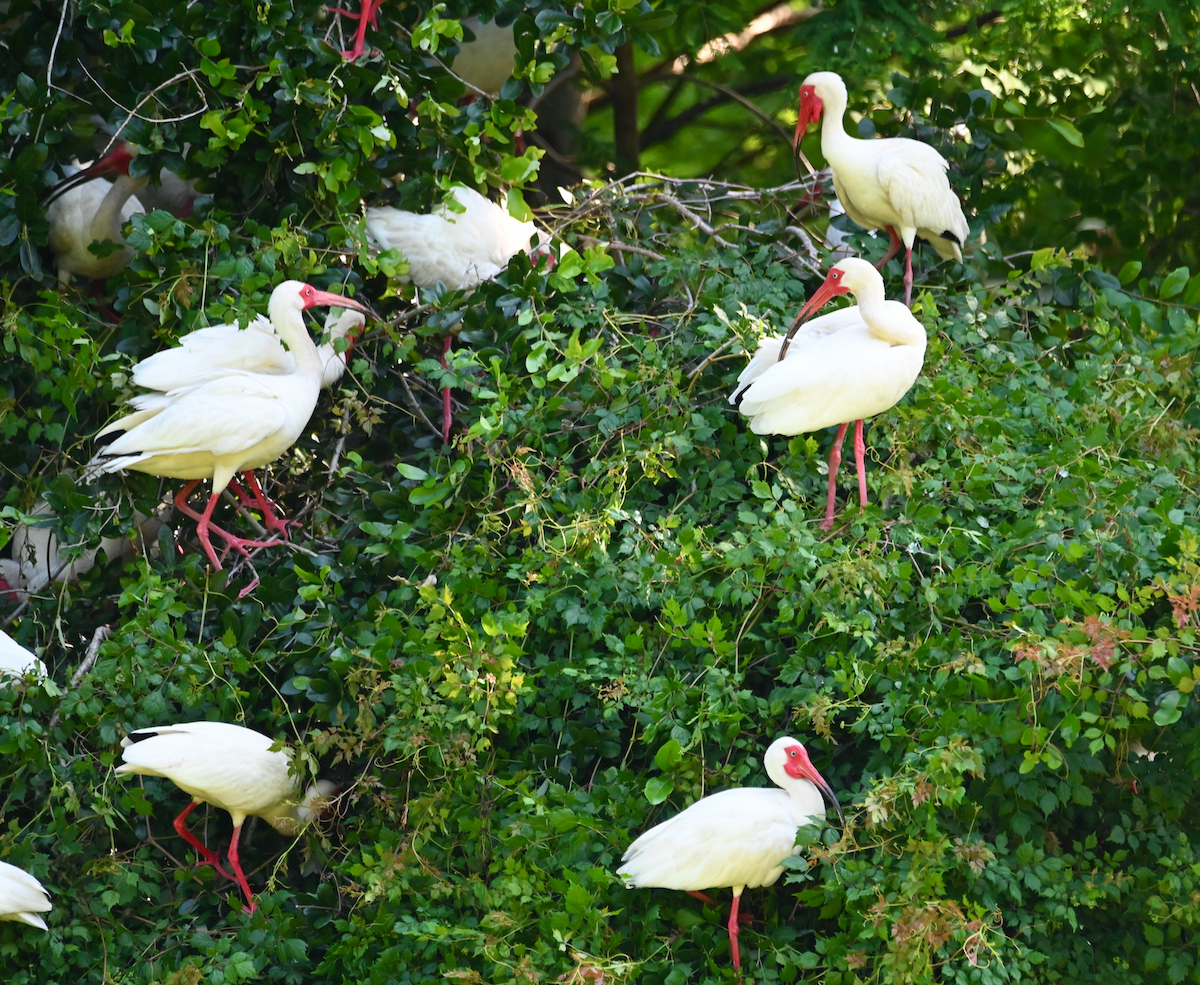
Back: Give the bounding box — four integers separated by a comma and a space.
116, 721, 334, 914
88, 281, 368, 586
794, 71, 970, 306
730, 258, 926, 530
620, 736, 843, 974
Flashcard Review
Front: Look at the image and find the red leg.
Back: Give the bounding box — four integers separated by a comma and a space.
225, 824, 258, 914
173, 800, 234, 879
822, 423, 849, 531
686, 890, 718, 905
441, 335, 453, 444
174, 482, 278, 570
239, 471, 297, 539
330, 0, 382, 59
854, 419, 868, 506
875, 225, 902, 270
728, 889, 744, 972
903, 247, 914, 307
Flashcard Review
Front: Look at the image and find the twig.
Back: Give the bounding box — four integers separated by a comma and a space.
48, 624, 111, 729
659, 193, 733, 247
689, 337, 738, 379
574, 234, 665, 262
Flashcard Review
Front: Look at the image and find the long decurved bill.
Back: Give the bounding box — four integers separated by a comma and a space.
304, 289, 370, 315
777, 267, 850, 361
800, 758, 845, 825
42, 145, 135, 207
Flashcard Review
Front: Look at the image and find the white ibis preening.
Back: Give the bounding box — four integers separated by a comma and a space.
45, 145, 147, 285
116, 721, 333, 914
0, 630, 46, 680
366, 184, 547, 442
0, 861, 52, 930
620, 736, 842, 974
88, 281, 368, 577
794, 72, 970, 306
730, 258, 926, 530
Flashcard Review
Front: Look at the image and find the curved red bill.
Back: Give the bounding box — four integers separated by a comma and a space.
777, 266, 851, 361
42, 145, 136, 206
793, 87, 824, 149
784, 742, 845, 824
299, 284, 369, 314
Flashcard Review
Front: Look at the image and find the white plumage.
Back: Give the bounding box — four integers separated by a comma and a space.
795, 71, 970, 305
0, 630, 46, 680
116, 721, 332, 912
0, 860, 52, 930
365, 185, 544, 291
621, 736, 841, 973
45, 151, 145, 284
731, 258, 925, 530
89, 281, 367, 574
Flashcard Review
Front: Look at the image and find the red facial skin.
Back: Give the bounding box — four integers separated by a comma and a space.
778, 265, 852, 361
298, 284, 368, 314
782, 741, 844, 823
793, 86, 825, 148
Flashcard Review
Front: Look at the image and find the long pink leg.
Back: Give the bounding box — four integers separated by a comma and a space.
822, 423, 850, 531
193, 489, 281, 571
854, 419, 868, 506
173, 800, 234, 879
173, 482, 261, 567
903, 247, 914, 307
329, 0, 382, 59
239, 471, 297, 540
728, 888, 745, 972
441, 335, 453, 444
876, 225, 902, 270
226, 824, 258, 914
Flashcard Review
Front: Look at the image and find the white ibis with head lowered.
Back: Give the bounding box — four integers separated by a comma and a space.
731, 258, 926, 530
794, 71, 970, 306
88, 281, 368, 578
0, 861, 52, 929
366, 184, 548, 442
116, 721, 333, 914
44, 145, 147, 285
620, 736, 842, 974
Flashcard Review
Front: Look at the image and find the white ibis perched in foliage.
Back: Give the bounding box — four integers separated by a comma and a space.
0, 861, 52, 929
44, 145, 146, 285
0, 630, 46, 680
366, 184, 547, 442
794, 71, 970, 306
89, 281, 368, 581
620, 736, 842, 974
731, 258, 926, 530
116, 721, 334, 914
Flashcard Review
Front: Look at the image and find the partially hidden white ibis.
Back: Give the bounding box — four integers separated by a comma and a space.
0, 860, 52, 929
45, 145, 147, 285
730, 258, 926, 530
366, 184, 547, 442
794, 71, 970, 306
116, 721, 334, 914
620, 736, 842, 974
88, 281, 368, 580
0, 630, 46, 680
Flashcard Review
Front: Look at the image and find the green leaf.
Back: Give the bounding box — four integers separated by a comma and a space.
654, 739, 683, 771
1159, 266, 1190, 299
644, 776, 674, 805
1048, 119, 1085, 147
396, 463, 429, 481
1118, 261, 1142, 285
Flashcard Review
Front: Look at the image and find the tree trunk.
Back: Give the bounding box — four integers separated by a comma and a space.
613, 42, 640, 175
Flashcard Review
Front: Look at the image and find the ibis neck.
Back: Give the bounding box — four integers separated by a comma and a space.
817, 86, 856, 162
92, 174, 147, 243
269, 304, 323, 380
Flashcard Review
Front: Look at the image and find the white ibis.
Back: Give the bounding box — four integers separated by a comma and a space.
0, 630, 46, 680
794, 71, 970, 306
129, 305, 365, 393
45, 145, 146, 285
116, 721, 334, 913
88, 281, 368, 578
366, 184, 547, 442
620, 736, 842, 974
730, 258, 926, 530
0, 498, 163, 599
0, 861, 52, 929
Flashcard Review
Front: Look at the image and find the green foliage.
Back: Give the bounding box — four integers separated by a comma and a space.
1, 2, 1199, 984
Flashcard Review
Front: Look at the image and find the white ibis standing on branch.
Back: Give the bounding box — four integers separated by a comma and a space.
88, 281, 368, 581
366, 184, 548, 442
0, 861, 52, 929
620, 736, 842, 975
794, 71, 970, 306
0, 630, 46, 680
45, 144, 147, 285
730, 258, 926, 530
116, 721, 334, 914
